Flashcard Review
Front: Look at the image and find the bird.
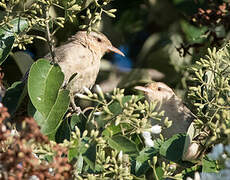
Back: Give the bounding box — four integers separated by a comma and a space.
43, 31, 125, 110
135, 82, 200, 161
134, 82, 195, 138
45, 31, 124, 94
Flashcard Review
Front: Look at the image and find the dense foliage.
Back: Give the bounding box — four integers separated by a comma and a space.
0, 0, 230, 179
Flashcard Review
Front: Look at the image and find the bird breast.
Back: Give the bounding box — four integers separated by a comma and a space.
146, 95, 193, 138
57, 42, 102, 93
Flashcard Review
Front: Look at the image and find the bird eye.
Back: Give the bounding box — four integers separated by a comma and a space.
96, 37, 102, 42
157, 87, 161, 91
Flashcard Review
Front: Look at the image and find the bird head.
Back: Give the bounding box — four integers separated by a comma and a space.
134, 82, 175, 103
73, 31, 124, 58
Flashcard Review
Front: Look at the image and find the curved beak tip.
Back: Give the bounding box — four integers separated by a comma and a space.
109, 46, 125, 57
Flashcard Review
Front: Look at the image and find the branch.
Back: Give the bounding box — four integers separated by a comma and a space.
46, 9, 57, 64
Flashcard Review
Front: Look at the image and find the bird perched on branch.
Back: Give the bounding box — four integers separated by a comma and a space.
45, 31, 124, 94
43, 31, 124, 109
135, 82, 195, 138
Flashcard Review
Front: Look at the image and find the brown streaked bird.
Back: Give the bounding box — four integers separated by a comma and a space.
45, 31, 124, 95
134, 82, 195, 138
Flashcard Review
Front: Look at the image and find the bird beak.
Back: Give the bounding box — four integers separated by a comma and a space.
134, 86, 154, 94
108, 46, 125, 56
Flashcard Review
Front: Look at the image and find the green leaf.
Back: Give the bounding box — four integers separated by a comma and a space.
28, 59, 70, 139
2, 81, 27, 116
153, 138, 164, 150
108, 100, 123, 114
68, 147, 80, 162
68, 137, 89, 161
108, 135, 139, 156
33, 110, 45, 126
0, 17, 29, 64
27, 100, 45, 127
182, 164, 202, 178
55, 119, 71, 143
102, 125, 122, 137
68, 137, 97, 170
160, 134, 186, 163
28, 59, 64, 117
40, 89, 70, 137
135, 147, 158, 176
155, 166, 164, 180
202, 156, 218, 173
181, 20, 207, 43
12, 51, 34, 75
70, 114, 87, 133
82, 142, 97, 170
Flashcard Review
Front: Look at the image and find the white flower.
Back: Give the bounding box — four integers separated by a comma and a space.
141, 131, 152, 139
208, 143, 224, 160
144, 138, 154, 147
141, 131, 154, 147
150, 124, 162, 134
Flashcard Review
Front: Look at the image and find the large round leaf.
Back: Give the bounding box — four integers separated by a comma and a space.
28, 59, 64, 116
28, 59, 70, 138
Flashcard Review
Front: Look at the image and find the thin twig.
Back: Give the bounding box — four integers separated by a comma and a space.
45, 9, 57, 63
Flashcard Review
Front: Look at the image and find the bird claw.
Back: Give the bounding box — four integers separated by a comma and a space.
70, 98, 82, 115
73, 106, 82, 115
